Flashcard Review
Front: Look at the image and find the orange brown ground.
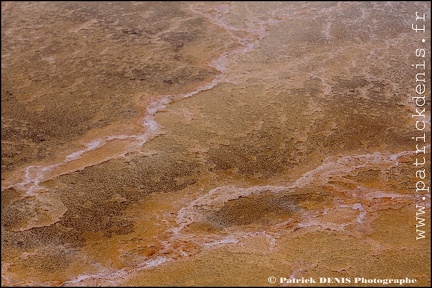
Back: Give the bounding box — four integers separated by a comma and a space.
1, 2, 430, 286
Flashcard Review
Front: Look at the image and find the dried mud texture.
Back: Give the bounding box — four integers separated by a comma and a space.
1, 1, 431, 287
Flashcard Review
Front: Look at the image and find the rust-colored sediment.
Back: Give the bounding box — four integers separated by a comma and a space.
1, 2, 430, 287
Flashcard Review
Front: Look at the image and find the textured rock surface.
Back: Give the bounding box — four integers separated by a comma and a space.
1, 2, 430, 286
